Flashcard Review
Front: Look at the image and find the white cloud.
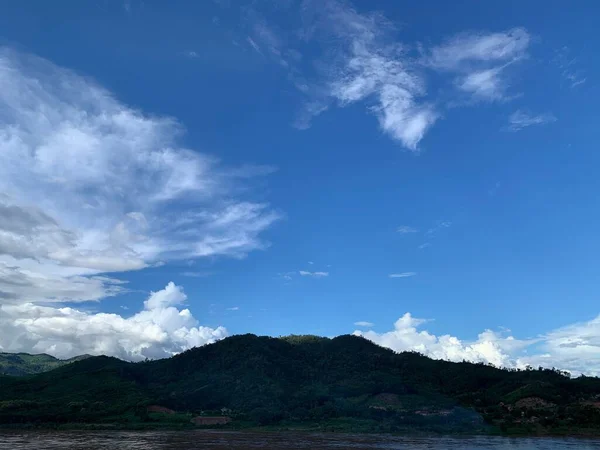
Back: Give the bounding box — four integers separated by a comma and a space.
243, 9, 298, 69
389, 272, 416, 278
248, 3, 536, 149
299, 270, 329, 278
354, 321, 374, 327
397, 226, 418, 234
0, 47, 279, 356
506, 110, 557, 132
297, 0, 437, 150
308, 261, 314, 265
554, 46, 586, 88
427, 28, 530, 101
0, 47, 279, 299
0, 261, 126, 304
356, 313, 600, 376
427, 28, 530, 70
226, 306, 240, 311
183, 50, 200, 59
426, 220, 452, 237
522, 316, 600, 376
277, 271, 295, 281
418, 243, 431, 250
247, 36, 263, 54
180, 271, 213, 278
356, 313, 527, 369
0, 282, 227, 361
458, 66, 508, 101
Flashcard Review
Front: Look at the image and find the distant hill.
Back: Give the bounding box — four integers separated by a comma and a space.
0, 334, 599, 435
0, 352, 91, 376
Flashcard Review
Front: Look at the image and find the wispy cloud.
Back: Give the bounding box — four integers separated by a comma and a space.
242, 7, 298, 68
488, 181, 501, 196
554, 46, 586, 88
0, 47, 279, 356
0, 48, 279, 297
181, 271, 213, 278
246, 36, 262, 54
182, 50, 200, 59
426, 28, 530, 102
505, 110, 557, 132
397, 225, 418, 234
426, 220, 452, 237
237, 2, 535, 150
226, 306, 240, 311
389, 272, 417, 278
299, 270, 329, 278
277, 271, 296, 281
295, 0, 437, 150
354, 321, 374, 327
418, 242, 431, 250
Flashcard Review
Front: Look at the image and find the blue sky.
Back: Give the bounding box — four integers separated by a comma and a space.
0, 0, 599, 374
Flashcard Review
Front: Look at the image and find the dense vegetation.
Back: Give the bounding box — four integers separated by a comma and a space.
1, 334, 599, 435
0, 352, 90, 376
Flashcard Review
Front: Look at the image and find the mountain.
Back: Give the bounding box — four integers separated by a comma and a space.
0, 352, 91, 376
0, 334, 599, 435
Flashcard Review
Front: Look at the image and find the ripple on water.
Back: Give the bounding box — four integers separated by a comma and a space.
1, 431, 600, 450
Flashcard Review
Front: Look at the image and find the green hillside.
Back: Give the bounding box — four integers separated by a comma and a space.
0, 334, 599, 435
0, 352, 90, 376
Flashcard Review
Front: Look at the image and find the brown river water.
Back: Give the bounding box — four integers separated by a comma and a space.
1, 431, 600, 449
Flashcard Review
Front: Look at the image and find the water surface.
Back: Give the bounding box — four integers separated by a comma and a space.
1, 431, 600, 449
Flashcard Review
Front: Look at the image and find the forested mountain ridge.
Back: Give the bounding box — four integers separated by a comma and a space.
0, 352, 91, 376
1, 334, 599, 435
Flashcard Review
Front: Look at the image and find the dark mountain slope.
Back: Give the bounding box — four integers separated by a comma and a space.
0, 334, 599, 434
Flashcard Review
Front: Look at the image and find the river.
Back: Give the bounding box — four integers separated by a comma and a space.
1, 431, 599, 449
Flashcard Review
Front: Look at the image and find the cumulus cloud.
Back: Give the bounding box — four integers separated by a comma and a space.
356, 313, 600, 376
0, 282, 227, 361
426, 28, 530, 101
389, 272, 416, 278
0, 47, 279, 356
355, 313, 532, 369
505, 110, 557, 131
299, 270, 329, 278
